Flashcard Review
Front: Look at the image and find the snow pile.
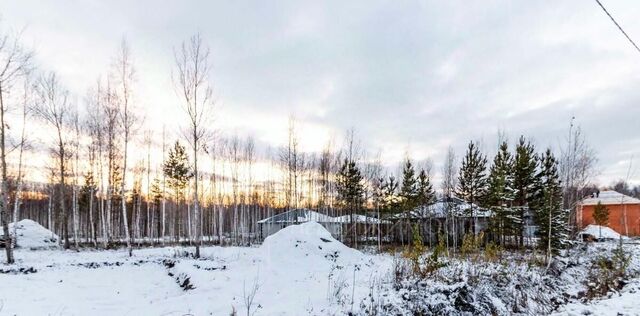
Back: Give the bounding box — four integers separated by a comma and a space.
8, 219, 60, 249
580, 225, 628, 240
260, 221, 361, 267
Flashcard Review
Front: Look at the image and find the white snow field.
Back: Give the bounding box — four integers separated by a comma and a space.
0, 221, 392, 315
0, 221, 639, 315
554, 279, 640, 316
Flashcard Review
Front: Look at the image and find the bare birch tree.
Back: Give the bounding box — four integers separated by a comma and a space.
559, 118, 598, 235
12, 74, 33, 241
34, 72, 72, 249
0, 26, 32, 263
112, 39, 137, 256
173, 33, 215, 258
441, 146, 457, 250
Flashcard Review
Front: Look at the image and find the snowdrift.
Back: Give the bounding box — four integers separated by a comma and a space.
8, 219, 60, 249
260, 221, 362, 268
580, 224, 628, 240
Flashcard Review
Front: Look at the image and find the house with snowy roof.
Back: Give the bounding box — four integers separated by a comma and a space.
257, 208, 391, 242
577, 190, 640, 237
257, 208, 343, 240
391, 197, 493, 244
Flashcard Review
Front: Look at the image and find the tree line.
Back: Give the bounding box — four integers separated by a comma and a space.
1, 23, 634, 265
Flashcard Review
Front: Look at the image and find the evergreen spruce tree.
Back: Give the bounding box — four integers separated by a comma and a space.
335, 158, 365, 246
486, 141, 515, 245
400, 158, 419, 210
532, 149, 568, 258
456, 141, 488, 235
150, 177, 163, 237
163, 141, 192, 200
513, 136, 538, 247
79, 171, 97, 241
592, 201, 609, 239
163, 141, 192, 242
381, 176, 402, 213
79, 171, 97, 212
150, 177, 163, 205
417, 169, 436, 206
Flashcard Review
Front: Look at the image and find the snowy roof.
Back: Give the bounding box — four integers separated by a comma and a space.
579, 190, 640, 206
393, 197, 492, 220
257, 209, 391, 225
257, 208, 338, 224
333, 214, 392, 224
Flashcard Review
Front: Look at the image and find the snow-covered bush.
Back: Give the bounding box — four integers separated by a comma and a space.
374, 256, 556, 315
585, 239, 633, 299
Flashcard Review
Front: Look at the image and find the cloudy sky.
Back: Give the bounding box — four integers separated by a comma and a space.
2, 0, 640, 185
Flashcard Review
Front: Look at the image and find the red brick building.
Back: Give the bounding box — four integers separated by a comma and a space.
577, 190, 640, 237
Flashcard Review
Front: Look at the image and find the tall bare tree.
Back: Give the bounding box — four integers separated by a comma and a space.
71, 104, 81, 249
0, 26, 32, 263
12, 74, 33, 240
112, 39, 137, 256
559, 118, 598, 235
34, 72, 72, 249
173, 33, 215, 258
441, 146, 457, 249
280, 116, 300, 212
86, 80, 108, 247
102, 80, 120, 245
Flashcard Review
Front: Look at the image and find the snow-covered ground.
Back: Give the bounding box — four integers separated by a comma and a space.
1, 221, 639, 315
554, 279, 640, 316
0, 221, 392, 315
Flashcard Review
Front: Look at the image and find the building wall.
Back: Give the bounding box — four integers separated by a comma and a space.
579, 204, 640, 236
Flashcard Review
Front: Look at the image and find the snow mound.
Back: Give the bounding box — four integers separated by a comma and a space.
580, 225, 628, 240
260, 221, 361, 267
9, 219, 60, 249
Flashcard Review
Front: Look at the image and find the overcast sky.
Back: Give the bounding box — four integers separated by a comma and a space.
2, 0, 640, 185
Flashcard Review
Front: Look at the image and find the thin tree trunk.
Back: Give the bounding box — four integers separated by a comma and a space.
121, 136, 132, 256
0, 86, 15, 263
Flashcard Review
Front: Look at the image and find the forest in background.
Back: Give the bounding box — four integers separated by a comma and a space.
1, 23, 640, 265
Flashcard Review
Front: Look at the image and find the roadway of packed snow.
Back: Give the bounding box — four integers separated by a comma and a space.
0, 221, 639, 315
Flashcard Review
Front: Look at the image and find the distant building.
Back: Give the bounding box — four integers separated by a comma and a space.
577, 190, 640, 237
257, 208, 342, 240
392, 197, 493, 244
257, 209, 391, 241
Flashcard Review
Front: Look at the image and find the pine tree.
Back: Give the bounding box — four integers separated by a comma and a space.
513, 136, 538, 247
456, 141, 488, 235
532, 149, 568, 258
79, 171, 97, 211
79, 171, 97, 243
592, 201, 609, 238
150, 177, 163, 205
163, 141, 192, 242
400, 158, 419, 210
335, 158, 364, 246
416, 169, 436, 206
381, 176, 402, 213
163, 141, 192, 200
150, 177, 163, 238
486, 141, 515, 245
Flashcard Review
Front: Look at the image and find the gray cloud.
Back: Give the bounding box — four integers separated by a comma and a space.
3, 0, 639, 185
